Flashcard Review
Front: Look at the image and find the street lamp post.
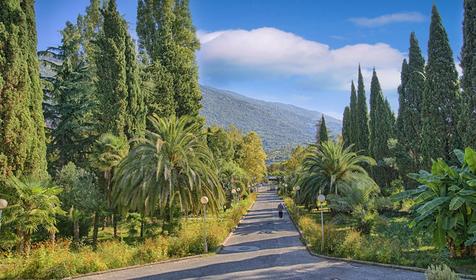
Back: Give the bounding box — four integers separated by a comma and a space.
0, 199, 8, 230
200, 196, 209, 253
317, 194, 326, 252
231, 188, 237, 204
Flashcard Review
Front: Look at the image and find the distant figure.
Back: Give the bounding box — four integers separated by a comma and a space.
278, 203, 284, 218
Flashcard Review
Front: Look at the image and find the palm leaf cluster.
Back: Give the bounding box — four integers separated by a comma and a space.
297, 141, 377, 206
113, 115, 224, 216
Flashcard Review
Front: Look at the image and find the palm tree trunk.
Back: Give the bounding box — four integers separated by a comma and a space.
23, 232, 32, 256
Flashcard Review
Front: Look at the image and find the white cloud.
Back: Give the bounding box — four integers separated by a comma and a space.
197, 27, 404, 91
349, 12, 425, 27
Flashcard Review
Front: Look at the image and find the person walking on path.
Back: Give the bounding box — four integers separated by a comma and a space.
277, 202, 284, 218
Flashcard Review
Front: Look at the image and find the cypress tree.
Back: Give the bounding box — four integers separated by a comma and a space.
0, 0, 47, 179
95, 0, 145, 138
369, 69, 396, 188
459, 0, 476, 149
396, 33, 426, 182
342, 106, 351, 147
172, 0, 202, 116
395, 59, 413, 182
316, 115, 328, 143
349, 81, 358, 145
356, 65, 370, 154
421, 5, 461, 167
137, 0, 201, 117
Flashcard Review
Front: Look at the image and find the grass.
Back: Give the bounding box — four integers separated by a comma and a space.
0, 193, 256, 279
283, 197, 476, 276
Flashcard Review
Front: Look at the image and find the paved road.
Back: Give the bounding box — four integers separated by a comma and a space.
79, 189, 424, 280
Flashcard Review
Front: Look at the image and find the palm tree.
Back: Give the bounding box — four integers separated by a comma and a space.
0, 177, 64, 255
90, 133, 129, 240
113, 115, 224, 221
297, 140, 377, 206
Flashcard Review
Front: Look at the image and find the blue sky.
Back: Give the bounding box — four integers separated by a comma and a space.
35, 0, 463, 119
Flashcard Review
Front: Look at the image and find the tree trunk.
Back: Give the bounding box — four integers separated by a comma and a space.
16, 229, 23, 254
23, 232, 32, 256
50, 231, 56, 245
92, 212, 99, 249
140, 213, 145, 238
113, 213, 118, 238
73, 218, 80, 243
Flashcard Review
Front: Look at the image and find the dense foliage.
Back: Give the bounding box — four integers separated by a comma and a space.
0, 2, 267, 277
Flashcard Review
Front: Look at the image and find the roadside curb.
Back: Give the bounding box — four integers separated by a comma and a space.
67, 195, 258, 279
215, 194, 258, 253
284, 201, 476, 280
66, 253, 211, 279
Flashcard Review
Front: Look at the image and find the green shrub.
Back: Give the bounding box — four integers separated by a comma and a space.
96, 241, 134, 269
425, 264, 460, 280
133, 238, 169, 264
337, 230, 362, 258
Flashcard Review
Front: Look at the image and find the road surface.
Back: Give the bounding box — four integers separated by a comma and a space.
79, 189, 424, 280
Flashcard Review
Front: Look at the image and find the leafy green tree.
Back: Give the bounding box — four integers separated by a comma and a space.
239, 132, 267, 182
0, 0, 47, 179
421, 5, 461, 168
95, 0, 146, 138
40, 22, 97, 173
459, 0, 476, 150
113, 115, 225, 217
0, 177, 64, 255
56, 163, 101, 243
297, 141, 377, 207
356, 66, 369, 154
369, 69, 396, 188
394, 148, 476, 258
316, 115, 329, 143
207, 126, 234, 163
342, 106, 351, 147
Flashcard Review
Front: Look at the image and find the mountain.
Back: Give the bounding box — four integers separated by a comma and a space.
200, 86, 342, 160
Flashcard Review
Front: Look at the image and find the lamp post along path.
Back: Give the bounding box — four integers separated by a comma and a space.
0, 199, 8, 229
201, 196, 209, 253
317, 194, 326, 253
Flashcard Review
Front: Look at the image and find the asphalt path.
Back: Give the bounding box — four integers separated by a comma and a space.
78, 189, 424, 280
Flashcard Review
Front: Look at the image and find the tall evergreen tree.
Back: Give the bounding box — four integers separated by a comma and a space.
172, 0, 201, 116
369, 69, 396, 188
316, 115, 329, 143
421, 5, 461, 167
459, 0, 476, 149
356, 65, 370, 154
342, 106, 351, 147
0, 0, 47, 179
395, 59, 412, 183
396, 33, 426, 183
40, 22, 96, 172
349, 81, 358, 145
137, 0, 201, 118
95, 0, 146, 138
